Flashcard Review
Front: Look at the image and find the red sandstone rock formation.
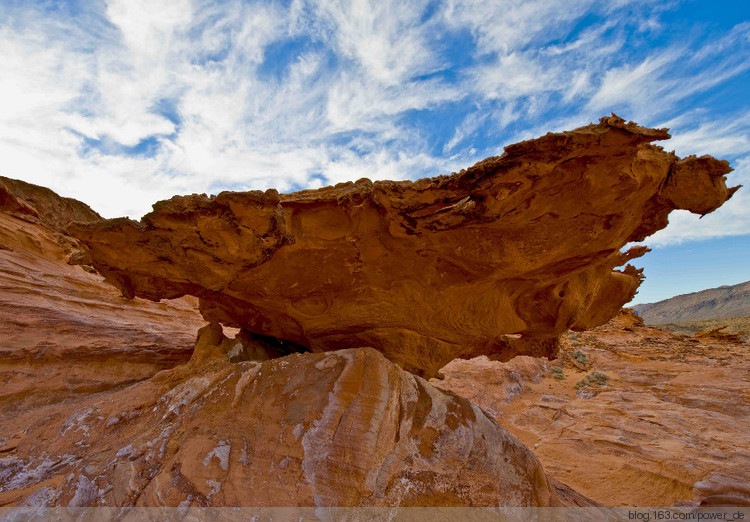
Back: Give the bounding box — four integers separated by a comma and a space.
0, 177, 205, 411
0, 328, 594, 507
0, 176, 102, 233
0, 115, 745, 509
434, 315, 750, 507
694, 326, 745, 344
70, 116, 739, 376
607, 307, 645, 330
0, 178, 593, 508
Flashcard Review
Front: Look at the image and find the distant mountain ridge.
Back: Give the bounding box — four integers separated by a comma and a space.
633, 280, 750, 324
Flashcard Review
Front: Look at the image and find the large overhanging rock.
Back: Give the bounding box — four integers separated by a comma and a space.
70, 116, 739, 377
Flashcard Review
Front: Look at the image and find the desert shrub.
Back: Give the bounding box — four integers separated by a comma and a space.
589, 371, 609, 385
571, 351, 587, 364
550, 365, 564, 380
574, 371, 609, 389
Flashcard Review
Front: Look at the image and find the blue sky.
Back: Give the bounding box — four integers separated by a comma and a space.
0, 0, 749, 304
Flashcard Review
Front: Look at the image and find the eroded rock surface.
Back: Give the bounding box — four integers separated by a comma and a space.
71, 116, 739, 376
0, 176, 102, 233
434, 310, 750, 507
0, 181, 593, 508
0, 179, 205, 411
0, 331, 593, 508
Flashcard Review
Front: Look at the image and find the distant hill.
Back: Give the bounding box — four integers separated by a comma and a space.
633, 280, 750, 324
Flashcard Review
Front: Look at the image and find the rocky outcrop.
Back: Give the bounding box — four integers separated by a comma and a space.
1, 118, 745, 508
607, 307, 645, 330
433, 356, 548, 409
0, 330, 593, 507
434, 312, 750, 507
0, 180, 595, 508
70, 116, 739, 376
694, 326, 745, 344
0, 184, 205, 411
0, 176, 102, 233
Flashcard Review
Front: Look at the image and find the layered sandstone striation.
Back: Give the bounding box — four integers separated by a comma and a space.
0, 330, 593, 507
0, 179, 593, 508
434, 310, 750, 507
0, 177, 205, 411
71, 116, 739, 376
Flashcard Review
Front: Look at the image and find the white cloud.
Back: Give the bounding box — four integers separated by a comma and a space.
442, 0, 599, 55
586, 22, 750, 121
661, 115, 750, 159
471, 52, 558, 101
586, 51, 680, 114
313, 0, 439, 85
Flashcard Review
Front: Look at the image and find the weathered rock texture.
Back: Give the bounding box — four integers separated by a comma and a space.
0, 332, 593, 507
0, 176, 102, 233
434, 310, 750, 507
0, 180, 593, 508
71, 116, 739, 376
0, 177, 205, 411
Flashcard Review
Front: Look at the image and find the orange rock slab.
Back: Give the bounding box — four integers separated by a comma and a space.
433, 312, 750, 507
0, 177, 205, 411
0, 330, 593, 507
70, 116, 739, 376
